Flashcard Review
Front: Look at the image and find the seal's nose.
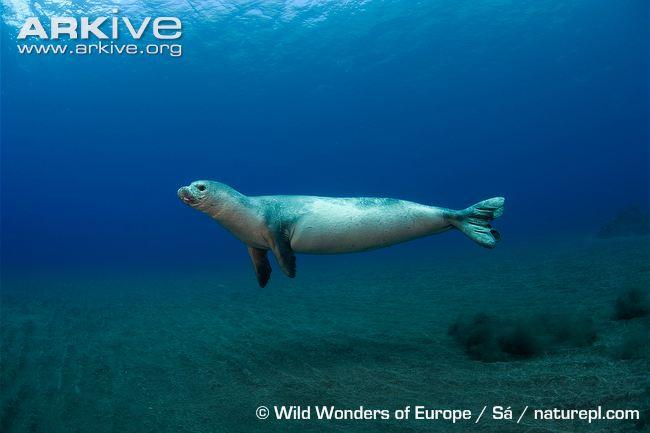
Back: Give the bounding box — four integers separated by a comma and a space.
178, 186, 194, 204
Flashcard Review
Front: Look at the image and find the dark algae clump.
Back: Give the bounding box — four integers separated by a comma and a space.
614, 288, 649, 320
449, 313, 597, 362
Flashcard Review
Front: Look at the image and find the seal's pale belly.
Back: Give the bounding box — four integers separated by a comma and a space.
288, 198, 449, 254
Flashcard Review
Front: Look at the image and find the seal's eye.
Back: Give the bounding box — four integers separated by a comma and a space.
196, 184, 206, 192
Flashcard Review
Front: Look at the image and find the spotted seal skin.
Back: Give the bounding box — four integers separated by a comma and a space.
178, 180, 505, 287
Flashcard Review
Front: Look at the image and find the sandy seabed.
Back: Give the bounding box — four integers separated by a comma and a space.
2, 237, 648, 433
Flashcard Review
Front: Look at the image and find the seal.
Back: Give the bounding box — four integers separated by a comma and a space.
178, 181, 505, 287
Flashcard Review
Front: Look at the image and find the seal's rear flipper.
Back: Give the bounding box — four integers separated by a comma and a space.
248, 246, 272, 287
449, 197, 505, 249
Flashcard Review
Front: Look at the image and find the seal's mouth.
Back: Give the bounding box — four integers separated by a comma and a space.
177, 186, 198, 206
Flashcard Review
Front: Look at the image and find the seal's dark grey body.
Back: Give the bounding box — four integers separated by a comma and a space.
178, 181, 504, 287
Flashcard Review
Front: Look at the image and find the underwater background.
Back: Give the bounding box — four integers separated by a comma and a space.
1, 0, 648, 432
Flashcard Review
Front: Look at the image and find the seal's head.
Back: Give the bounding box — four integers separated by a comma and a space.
178, 180, 245, 216
177, 180, 212, 210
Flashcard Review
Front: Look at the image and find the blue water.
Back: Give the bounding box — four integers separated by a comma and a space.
2, 0, 648, 269
1, 1, 648, 432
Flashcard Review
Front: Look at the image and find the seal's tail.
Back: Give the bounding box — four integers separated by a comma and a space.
448, 197, 505, 249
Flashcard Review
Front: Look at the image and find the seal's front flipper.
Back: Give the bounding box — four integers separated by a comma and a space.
248, 246, 272, 287
449, 197, 505, 248
268, 228, 296, 278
